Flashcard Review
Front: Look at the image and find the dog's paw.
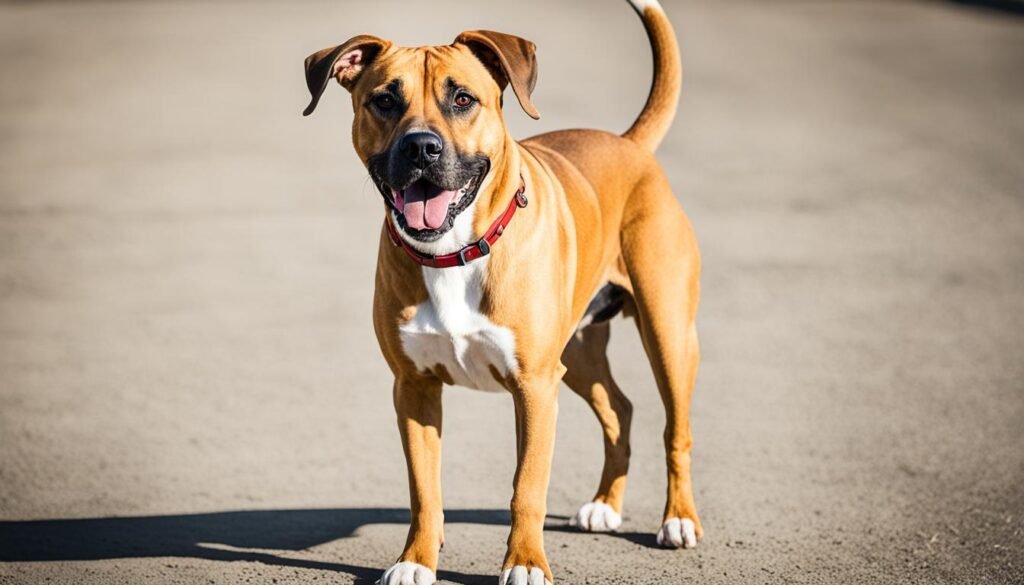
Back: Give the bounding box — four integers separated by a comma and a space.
656, 517, 698, 549
569, 501, 622, 532
499, 566, 551, 585
377, 561, 435, 585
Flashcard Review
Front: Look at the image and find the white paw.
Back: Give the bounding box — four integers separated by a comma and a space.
656, 517, 698, 549
499, 566, 551, 585
569, 501, 622, 532
378, 561, 435, 585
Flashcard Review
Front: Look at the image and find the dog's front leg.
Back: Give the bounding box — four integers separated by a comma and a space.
501, 376, 559, 585
379, 376, 443, 585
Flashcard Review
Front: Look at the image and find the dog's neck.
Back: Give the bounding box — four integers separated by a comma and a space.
471, 133, 523, 239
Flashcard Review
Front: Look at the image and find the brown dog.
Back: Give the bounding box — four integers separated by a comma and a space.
303, 1, 700, 583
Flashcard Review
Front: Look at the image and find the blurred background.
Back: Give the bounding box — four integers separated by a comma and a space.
1, 1, 1022, 583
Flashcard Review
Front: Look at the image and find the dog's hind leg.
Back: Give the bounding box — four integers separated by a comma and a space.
562, 319, 634, 532
620, 169, 703, 549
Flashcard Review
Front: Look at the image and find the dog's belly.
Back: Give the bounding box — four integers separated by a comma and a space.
398, 263, 517, 392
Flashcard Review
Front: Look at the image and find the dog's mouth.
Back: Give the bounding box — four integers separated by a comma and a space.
372, 162, 489, 242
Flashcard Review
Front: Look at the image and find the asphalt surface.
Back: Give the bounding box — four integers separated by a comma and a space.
1, 1, 1023, 584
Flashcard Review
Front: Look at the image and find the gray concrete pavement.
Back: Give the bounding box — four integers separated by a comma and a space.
1, 1, 1022, 583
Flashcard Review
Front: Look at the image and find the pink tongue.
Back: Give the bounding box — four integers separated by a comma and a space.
402, 181, 457, 230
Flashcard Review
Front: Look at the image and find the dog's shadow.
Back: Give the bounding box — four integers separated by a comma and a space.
0, 508, 511, 584
0, 508, 655, 584
0, 508, 656, 584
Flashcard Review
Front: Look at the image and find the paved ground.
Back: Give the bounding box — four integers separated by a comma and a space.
1, 1, 1023, 584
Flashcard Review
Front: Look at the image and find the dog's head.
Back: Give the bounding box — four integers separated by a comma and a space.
303, 31, 538, 244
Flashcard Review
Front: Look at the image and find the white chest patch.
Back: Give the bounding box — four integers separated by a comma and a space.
398, 260, 518, 392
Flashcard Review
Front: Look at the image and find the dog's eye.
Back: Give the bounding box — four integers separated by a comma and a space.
373, 94, 396, 110
454, 92, 476, 108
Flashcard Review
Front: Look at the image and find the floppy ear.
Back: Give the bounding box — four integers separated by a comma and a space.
303, 35, 389, 116
453, 30, 540, 120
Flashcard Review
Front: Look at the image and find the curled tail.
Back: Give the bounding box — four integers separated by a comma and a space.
622, 0, 682, 152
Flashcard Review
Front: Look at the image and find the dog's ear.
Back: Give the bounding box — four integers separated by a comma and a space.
454, 30, 540, 120
303, 35, 390, 116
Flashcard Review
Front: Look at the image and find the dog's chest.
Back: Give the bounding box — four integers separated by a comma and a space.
398, 262, 517, 392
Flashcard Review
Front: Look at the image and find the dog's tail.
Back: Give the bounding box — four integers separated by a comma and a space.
622, 0, 682, 152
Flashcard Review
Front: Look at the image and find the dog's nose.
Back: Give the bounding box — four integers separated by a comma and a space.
399, 131, 443, 169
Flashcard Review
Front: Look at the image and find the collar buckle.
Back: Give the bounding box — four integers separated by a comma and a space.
457, 239, 491, 266
476, 239, 491, 257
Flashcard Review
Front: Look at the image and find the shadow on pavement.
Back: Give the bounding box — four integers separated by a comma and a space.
545, 522, 660, 548
0, 508, 517, 584
949, 0, 1024, 16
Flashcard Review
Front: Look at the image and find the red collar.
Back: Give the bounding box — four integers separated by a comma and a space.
384, 175, 527, 268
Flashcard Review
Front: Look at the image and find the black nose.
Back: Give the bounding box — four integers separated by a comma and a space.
399, 131, 443, 169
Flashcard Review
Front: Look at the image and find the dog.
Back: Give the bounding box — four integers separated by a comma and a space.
302, 1, 701, 583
